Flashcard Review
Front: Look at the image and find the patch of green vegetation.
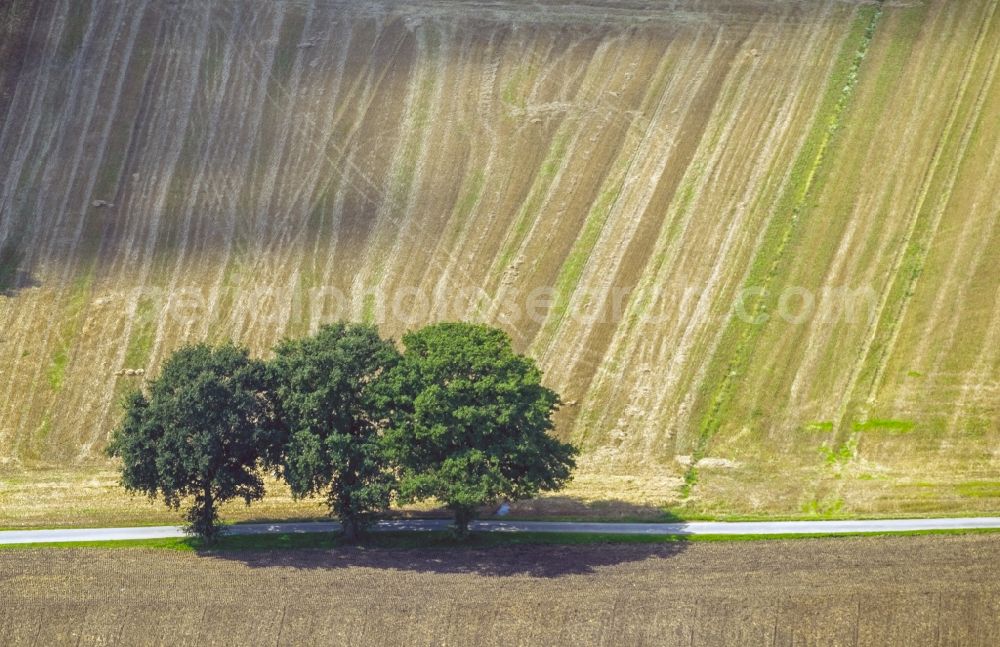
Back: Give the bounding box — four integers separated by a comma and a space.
47, 271, 94, 391
0, 537, 196, 551
413, 41, 438, 128
500, 66, 530, 111
679, 466, 699, 498
385, 30, 444, 211
33, 416, 52, 453
123, 297, 157, 368
955, 482, 1000, 499
453, 169, 485, 225
906, 370, 924, 378
538, 36, 686, 326
17, 414, 56, 462
494, 128, 572, 275
540, 177, 624, 338
683, 5, 883, 492
293, 269, 319, 339
47, 347, 70, 391
842, 2, 989, 424
696, 528, 1000, 541
961, 417, 990, 437
391, 69, 435, 202
434, 169, 487, 264
616, 154, 707, 330
819, 438, 856, 466
361, 293, 376, 324
853, 419, 915, 434
800, 497, 845, 517
803, 421, 834, 432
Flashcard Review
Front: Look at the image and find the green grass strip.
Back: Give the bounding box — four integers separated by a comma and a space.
4, 527, 1000, 552
682, 5, 883, 496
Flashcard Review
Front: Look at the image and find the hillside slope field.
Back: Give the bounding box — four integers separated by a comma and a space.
0, 0, 997, 524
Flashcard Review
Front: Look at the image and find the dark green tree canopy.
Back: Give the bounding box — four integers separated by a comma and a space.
106, 343, 274, 541
269, 323, 401, 540
383, 322, 577, 535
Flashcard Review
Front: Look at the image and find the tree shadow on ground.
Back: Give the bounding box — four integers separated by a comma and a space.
0, 241, 39, 297
201, 536, 689, 579
0, 269, 39, 297
206, 498, 690, 578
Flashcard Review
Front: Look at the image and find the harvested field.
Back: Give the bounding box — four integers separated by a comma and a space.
2, 534, 1000, 645
0, 0, 998, 521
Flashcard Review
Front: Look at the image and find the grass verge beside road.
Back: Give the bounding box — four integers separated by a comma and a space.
4, 527, 1000, 551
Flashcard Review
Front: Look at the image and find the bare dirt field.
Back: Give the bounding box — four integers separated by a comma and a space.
2, 534, 999, 645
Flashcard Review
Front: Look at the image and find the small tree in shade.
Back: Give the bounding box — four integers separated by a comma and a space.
106, 343, 275, 543
382, 322, 577, 538
268, 323, 401, 541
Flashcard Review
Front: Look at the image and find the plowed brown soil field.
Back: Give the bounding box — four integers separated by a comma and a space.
2, 534, 999, 645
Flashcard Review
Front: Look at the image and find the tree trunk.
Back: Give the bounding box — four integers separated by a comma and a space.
337, 491, 361, 543
342, 517, 359, 543
203, 484, 216, 543
189, 483, 218, 544
452, 505, 475, 540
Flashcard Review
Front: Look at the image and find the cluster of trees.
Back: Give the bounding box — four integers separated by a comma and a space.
107, 322, 577, 543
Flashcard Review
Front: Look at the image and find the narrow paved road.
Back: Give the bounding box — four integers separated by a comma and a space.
2, 517, 1000, 545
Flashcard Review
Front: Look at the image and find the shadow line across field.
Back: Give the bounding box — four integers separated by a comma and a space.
203, 539, 689, 578
204, 498, 688, 578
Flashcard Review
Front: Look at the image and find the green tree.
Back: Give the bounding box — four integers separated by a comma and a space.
269, 323, 401, 541
382, 322, 577, 537
106, 343, 274, 543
